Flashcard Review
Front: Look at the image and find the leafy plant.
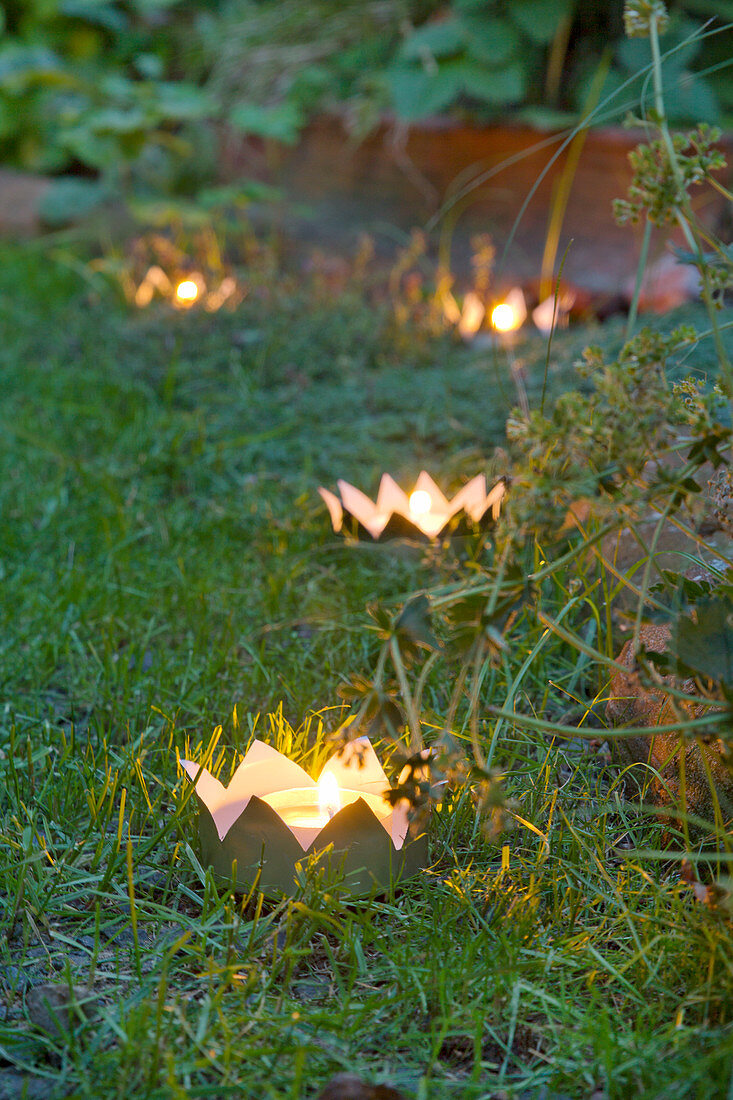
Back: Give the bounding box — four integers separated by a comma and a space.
3, 0, 732, 228
385, 0, 572, 121
0, 0, 218, 212
195, 0, 420, 140
387, 0, 733, 126
582, 8, 725, 124
346, 0, 733, 863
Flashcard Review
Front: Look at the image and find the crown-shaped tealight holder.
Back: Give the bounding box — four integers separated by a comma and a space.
180, 737, 427, 896
319, 471, 506, 541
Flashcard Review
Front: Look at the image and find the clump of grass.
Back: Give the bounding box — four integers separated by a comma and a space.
2, 230, 733, 1098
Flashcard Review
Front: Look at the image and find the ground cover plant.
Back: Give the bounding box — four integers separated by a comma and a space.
2, 4, 733, 1098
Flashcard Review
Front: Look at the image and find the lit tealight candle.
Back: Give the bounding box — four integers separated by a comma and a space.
318, 771, 340, 820
408, 489, 432, 516
490, 302, 517, 332
408, 487, 449, 537
490, 287, 527, 336
175, 279, 200, 305
261, 772, 391, 849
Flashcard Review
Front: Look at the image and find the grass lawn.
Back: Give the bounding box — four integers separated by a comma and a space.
1, 239, 732, 1099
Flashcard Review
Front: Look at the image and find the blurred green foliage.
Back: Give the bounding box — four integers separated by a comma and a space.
389, 0, 733, 125
0, 0, 221, 215
0, 0, 731, 217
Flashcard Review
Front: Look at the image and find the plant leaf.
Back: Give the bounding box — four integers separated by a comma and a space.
394, 595, 442, 652
674, 596, 733, 685
228, 101, 303, 144
509, 0, 575, 44
387, 64, 462, 119
399, 18, 466, 62
155, 82, 218, 121
460, 61, 527, 105
461, 14, 519, 65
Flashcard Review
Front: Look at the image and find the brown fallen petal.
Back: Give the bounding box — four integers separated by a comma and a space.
317, 1074, 407, 1100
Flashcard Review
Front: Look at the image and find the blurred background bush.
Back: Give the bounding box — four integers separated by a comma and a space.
1, 0, 731, 210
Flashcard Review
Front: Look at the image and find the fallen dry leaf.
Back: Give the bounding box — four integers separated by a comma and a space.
317, 1073, 407, 1100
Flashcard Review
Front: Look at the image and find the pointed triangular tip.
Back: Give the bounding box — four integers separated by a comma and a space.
413, 470, 450, 511
319, 735, 390, 795
240, 739, 287, 766
319, 486, 343, 532
181, 758, 209, 784
484, 477, 507, 521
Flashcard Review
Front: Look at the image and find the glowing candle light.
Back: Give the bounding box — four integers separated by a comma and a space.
132, 263, 243, 311
263, 776, 338, 833
490, 288, 527, 335
261, 775, 390, 849
318, 770, 340, 820
491, 302, 517, 332
175, 279, 200, 304
408, 489, 432, 516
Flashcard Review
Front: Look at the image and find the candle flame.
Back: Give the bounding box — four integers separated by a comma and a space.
409, 489, 432, 516
318, 771, 341, 820
176, 279, 200, 304
490, 288, 527, 333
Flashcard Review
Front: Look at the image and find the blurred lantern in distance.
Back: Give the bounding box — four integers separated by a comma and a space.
320, 471, 506, 541
132, 266, 240, 311
121, 229, 244, 313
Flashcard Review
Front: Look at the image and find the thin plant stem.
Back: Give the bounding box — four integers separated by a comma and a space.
625, 216, 652, 341
389, 636, 421, 752
540, 238, 574, 416
413, 650, 440, 717
630, 497, 677, 655
540, 50, 609, 300
443, 661, 469, 751
649, 12, 733, 407
467, 639, 488, 771
487, 702, 719, 739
